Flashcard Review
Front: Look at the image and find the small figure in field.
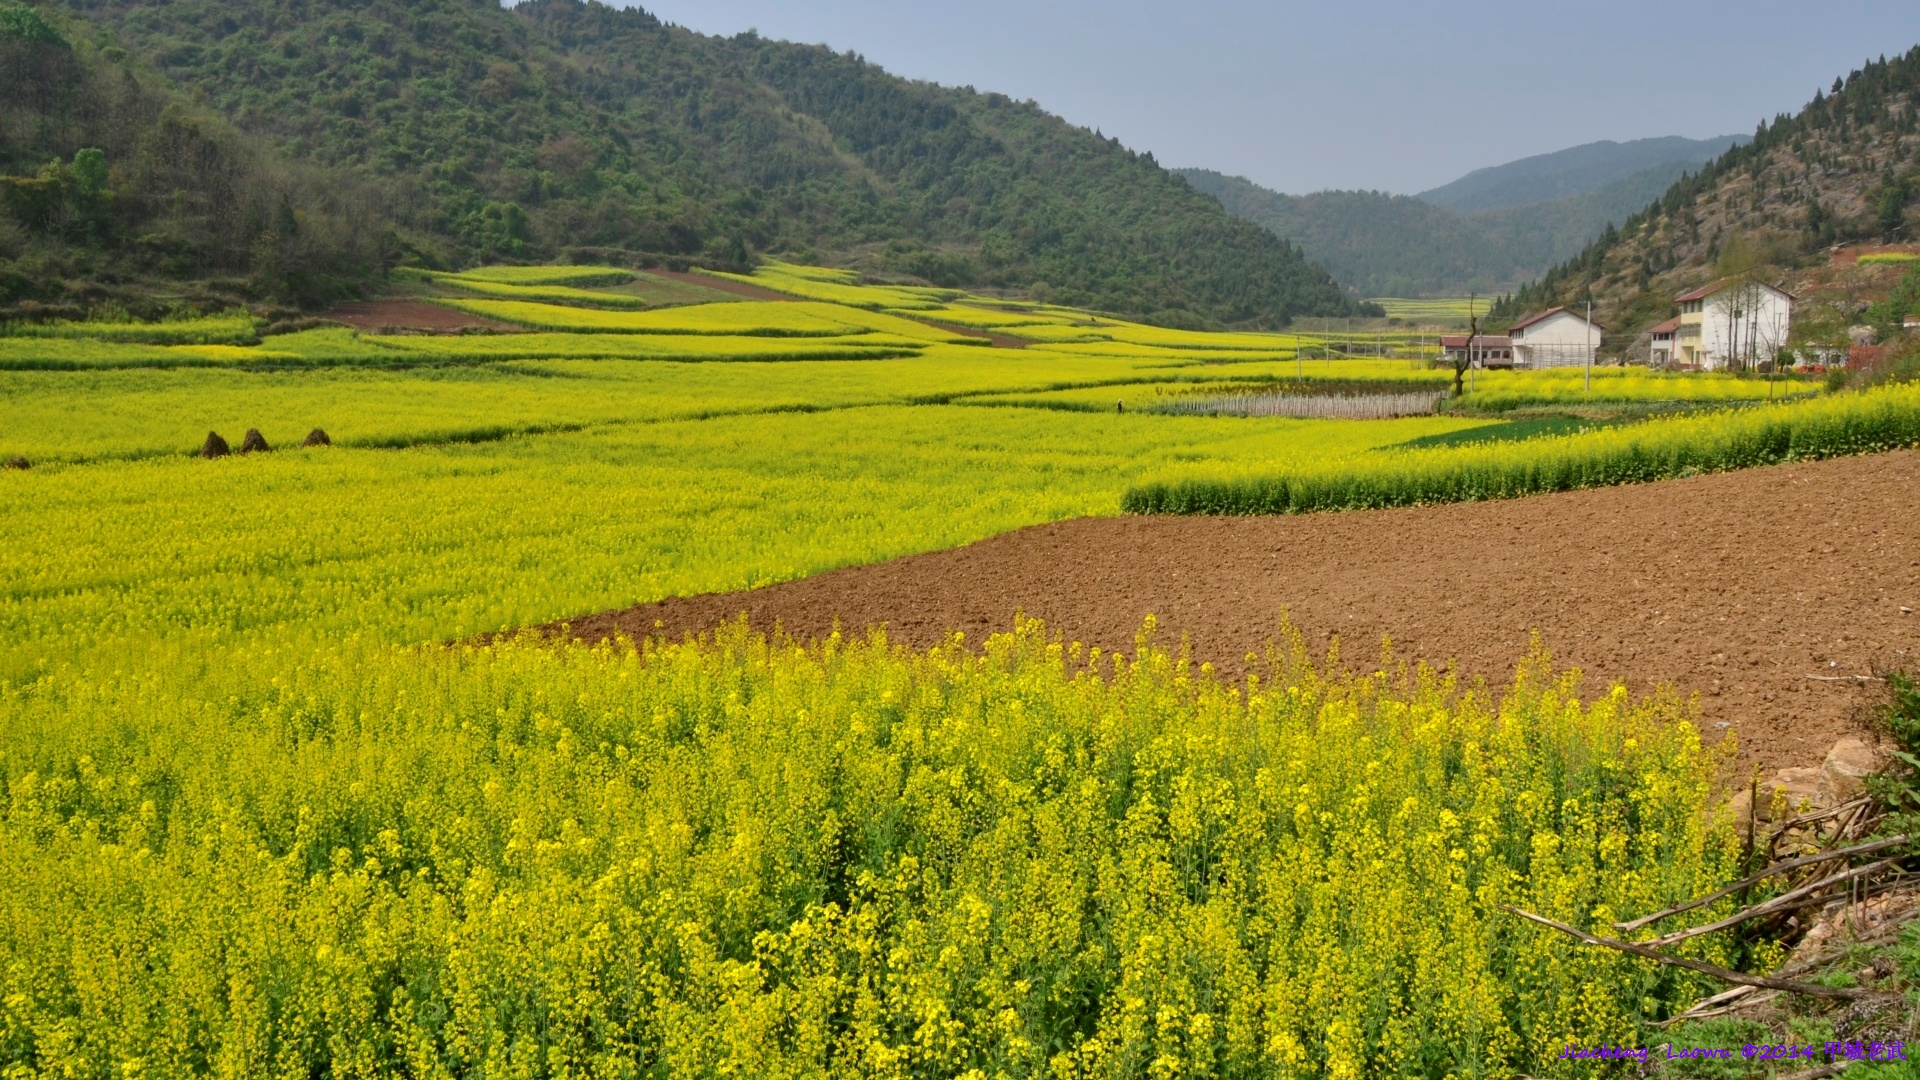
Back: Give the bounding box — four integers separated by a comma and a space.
1117, 400, 1124, 413
199, 432, 230, 458
302, 428, 332, 447
3, 456, 27, 470
240, 429, 270, 453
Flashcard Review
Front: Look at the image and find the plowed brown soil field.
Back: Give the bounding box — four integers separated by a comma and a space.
550, 450, 1920, 773
325, 299, 524, 333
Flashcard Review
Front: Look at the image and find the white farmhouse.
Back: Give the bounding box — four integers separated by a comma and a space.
1507, 306, 1602, 368
1439, 334, 1513, 367
1673, 280, 1794, 370
1648, 317, 1681, 367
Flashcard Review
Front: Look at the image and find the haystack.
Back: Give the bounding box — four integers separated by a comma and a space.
240, 428, 270, 453
302, 428, 332, 447
200, 432, 230, 458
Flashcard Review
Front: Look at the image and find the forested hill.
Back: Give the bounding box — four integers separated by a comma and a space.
1178, 138, 1741, 298
0, 2, 383, 312
1492, 46, 1920, 340
1179, 169, 1660, 297
4, 0, 1369, 325
1416, 136, 1742, 214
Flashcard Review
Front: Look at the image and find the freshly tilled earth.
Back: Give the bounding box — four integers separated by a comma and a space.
325, 299, 524, 334
549, 450, 1920, 774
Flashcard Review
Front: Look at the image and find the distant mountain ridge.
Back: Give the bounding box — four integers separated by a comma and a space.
1417, 135, 1746, 213
1180, 159, 1713, 297
1178, 135, 1750, 298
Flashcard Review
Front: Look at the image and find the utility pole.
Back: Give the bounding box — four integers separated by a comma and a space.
1585, 297, 1594, 392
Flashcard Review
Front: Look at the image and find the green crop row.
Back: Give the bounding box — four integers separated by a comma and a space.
421, 274, 655, 308
1124, 381, 1920, 514
440, 265, 639, 287
0, 313, 263, 345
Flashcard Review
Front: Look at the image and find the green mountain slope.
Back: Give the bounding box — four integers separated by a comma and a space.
1494, 46, 1920, 344
0, 1, 382, 311
1417, 135, 1743, 214
10, 0, 1368, 324
1175, 175, 1501, 296
1179, 162, 1717, 297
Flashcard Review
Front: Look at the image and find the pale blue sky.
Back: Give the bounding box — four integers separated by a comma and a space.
628, 0, 1920, 195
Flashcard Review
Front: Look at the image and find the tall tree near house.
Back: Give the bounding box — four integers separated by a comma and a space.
1714, 239, 1765, 372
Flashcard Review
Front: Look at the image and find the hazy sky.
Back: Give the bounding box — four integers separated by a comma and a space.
628, 0, 1920, 195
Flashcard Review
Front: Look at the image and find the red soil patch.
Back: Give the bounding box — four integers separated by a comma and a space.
547, 450, 1920, 776
1831, 244, 1920, 266
649, 270, 800, 302
326, 299, 523, 334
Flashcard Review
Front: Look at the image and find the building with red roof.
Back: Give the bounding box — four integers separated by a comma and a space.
1647, 317, 1682, 367
1439, 335, 1512, 367
1672, 279, 1795, 370
1506, 306, 1602, 368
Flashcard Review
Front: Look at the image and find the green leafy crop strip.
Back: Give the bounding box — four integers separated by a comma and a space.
1124, 383, 1920, 515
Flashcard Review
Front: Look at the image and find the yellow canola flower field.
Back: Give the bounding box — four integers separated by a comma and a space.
0, 348, 1341, 462
401, 266, 653, 307
0, 313, 262, 345
438, 265, 639, 286
0, 263, 1836, 1076
1452, 365, 1824, 410
431, 277, 653, 307
1368, 297, 1482, 320
908, 302, 1062, 328
431, 297, 978, 343
0, 405, 1487, 656
0, 615, 1744, 1079
704, 261, 957, 310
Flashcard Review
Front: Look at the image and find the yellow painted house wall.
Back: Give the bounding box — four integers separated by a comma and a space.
1676, 298, 1705, 365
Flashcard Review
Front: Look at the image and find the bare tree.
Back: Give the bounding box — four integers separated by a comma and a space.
1451, 292, 1478, 396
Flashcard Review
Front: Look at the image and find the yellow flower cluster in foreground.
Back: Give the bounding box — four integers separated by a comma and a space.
0, 619, 1740, 1078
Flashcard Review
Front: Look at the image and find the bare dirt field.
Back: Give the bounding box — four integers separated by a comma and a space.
325, 299, 523, 333
550, 450, 1920, 774
648, 270, 798, 302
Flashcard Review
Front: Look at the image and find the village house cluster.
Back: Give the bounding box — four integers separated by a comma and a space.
1441, 280, 1798, 372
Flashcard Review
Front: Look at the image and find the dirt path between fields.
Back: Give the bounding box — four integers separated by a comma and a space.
546, 450, 1920, 774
